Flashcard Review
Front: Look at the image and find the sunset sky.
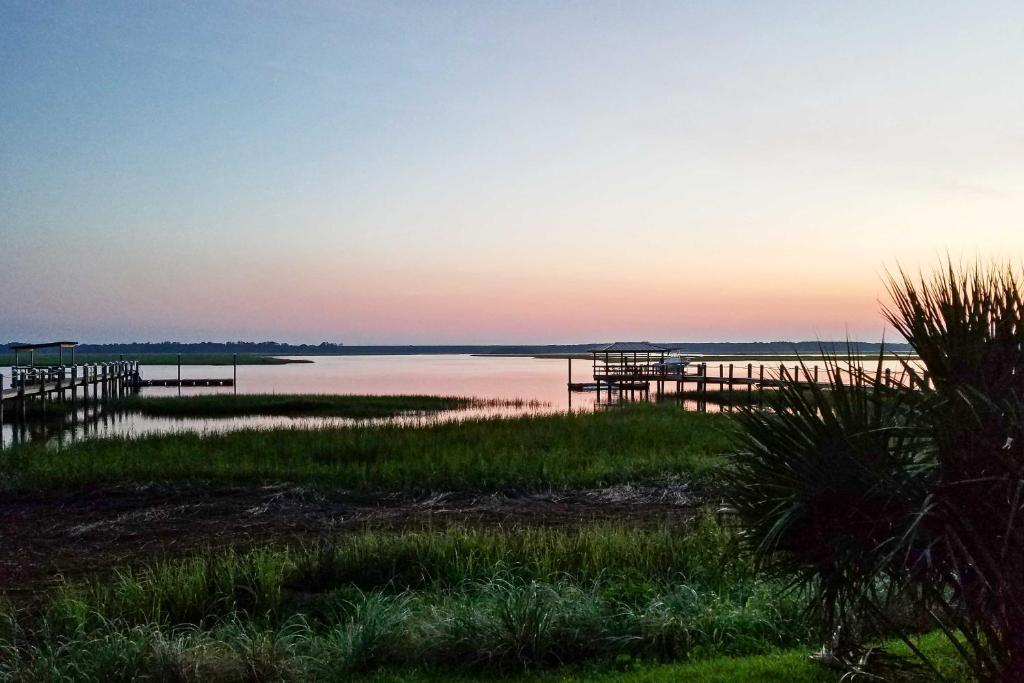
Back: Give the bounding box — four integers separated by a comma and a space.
3, 1, 1023, 344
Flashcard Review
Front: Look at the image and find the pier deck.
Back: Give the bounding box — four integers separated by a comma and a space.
1, 362, 139, 402
571, 341, 920, 400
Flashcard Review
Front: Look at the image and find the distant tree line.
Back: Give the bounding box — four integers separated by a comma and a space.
6, 340, 911, 356
4, 341, 346, 355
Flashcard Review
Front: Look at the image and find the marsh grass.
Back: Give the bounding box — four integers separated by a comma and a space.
672, 389, 774, 408
110, 393, 531, 418
0, 353, 305, 366
669, 389, 832, 409
0, 403, 735, 493
43, 521, 747, 630
1, 521, 817, 679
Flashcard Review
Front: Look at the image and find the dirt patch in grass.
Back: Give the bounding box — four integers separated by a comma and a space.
0, 480, 702, 598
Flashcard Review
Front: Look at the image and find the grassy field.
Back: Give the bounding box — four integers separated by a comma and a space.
109, 393, 529, 418
11, 393, 512, 421
0, 521, 816, 680
672, 389, 796, 408
0, 403, 735, 493
0, 399, 966, 680
365, 631, 965, 682
0, 352, 308, 366
0, 522, 965, 681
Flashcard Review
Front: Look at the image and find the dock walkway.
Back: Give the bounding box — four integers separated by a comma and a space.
572, 342, 923, 402
1, 362, 139, 399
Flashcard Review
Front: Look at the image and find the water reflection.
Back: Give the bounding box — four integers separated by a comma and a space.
1, 354, 916, 447
0, 399, 558, 449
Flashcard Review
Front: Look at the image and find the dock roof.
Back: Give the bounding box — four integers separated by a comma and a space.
589, 341, 671, 353
7, 341, 79, 351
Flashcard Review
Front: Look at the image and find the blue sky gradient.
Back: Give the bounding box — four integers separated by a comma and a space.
3, 2, 1023, 342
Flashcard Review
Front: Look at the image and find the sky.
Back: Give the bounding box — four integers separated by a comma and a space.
2, 1, 1023, 344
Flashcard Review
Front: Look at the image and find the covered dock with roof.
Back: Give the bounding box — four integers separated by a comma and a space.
8, 341, 80, 367
590, 342, 675, 379
585, 342, 692, 396
562, 341, 698, 398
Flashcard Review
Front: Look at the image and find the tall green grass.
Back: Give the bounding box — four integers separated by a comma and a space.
44, 520, 747, 629
1, 521, 815, 680
0, 404, 735, 492
110, 393, 526, 418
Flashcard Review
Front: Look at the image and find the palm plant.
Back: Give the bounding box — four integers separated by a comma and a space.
723, 262, 1024, 682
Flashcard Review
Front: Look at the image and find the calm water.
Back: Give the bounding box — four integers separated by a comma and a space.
1, 354, 916, 447
144, 355, 586, 405
2, 355, 587, 446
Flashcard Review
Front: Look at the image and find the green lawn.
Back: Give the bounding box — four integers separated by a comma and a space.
364, 651, 836, 682
360, 631, 967, 682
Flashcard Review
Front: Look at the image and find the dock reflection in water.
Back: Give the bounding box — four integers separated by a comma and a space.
1, 354, 912, 447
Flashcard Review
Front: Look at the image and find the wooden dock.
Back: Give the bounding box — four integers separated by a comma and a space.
1, 360, 140, 421
3, 343, 241, 411
569, 342, 924, 403
1, 362, 139, 400
139, 378, 234, 387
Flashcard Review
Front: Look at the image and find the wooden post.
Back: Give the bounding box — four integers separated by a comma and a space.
728, 363, 734, 399
885, 368, 891, 387
177, 354, 182, 395
39, 368, 46, 412
758, 364, 764, 407
18, 371, 26, 421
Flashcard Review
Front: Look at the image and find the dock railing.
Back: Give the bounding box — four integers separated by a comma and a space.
2, 361, 140, 402
590, 360, 928, 391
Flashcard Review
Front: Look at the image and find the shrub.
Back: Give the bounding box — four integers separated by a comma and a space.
724, 261, 1024, 682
